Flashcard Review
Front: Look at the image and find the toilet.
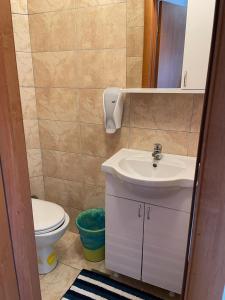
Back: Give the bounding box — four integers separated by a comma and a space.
32, 198, 70, 274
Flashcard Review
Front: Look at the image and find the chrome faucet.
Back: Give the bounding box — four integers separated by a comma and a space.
152, 143, 162, 167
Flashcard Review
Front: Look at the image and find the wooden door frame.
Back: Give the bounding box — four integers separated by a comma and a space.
0, 163, 20, 300
0, 0, 41, 299
184, 0, 225, 299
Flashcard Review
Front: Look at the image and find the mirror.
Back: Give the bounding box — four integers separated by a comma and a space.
142, 0, 188, 88
128, 0, 215, 89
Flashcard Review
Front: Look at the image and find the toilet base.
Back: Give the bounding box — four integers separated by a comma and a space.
37, 245, 58, 274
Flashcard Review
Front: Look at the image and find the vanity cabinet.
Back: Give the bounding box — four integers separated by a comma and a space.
105, 195, 144, 280
105, 175, 192, 294
142, 205, 190, 293
181, 0, 215, 89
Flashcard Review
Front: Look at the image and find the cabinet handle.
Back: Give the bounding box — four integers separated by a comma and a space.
138, 204, 142, 218
184, 71, 187, 88
147, 206, 151, 220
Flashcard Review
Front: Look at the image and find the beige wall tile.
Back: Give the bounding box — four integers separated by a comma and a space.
127, 0, 144, 27
33, 50, 126, 88
39, 120, 80, 153
20, 87, 37, 120
104, 49, 126, 87
23, 120, 40, 149
129, 128, 188, 155
76, 0, 127, 51
27, 149, 43, 177
191, 94, 204, 132
16, 52, 34, 87
127, 57, 142, 88
188, 132, 199, 157
33, 51, 107, 88
40, 263, 79, 300
12, 14, 31, 52
127, 26, 144, 57
10, 0, 27, 13
42, 150, 83, 182
28, 0, 76, 14
122, 95, 131, 127
30, 176, 45, 199
36, 88, 79, 121
83, 184, 105, 209
103, 3, 126, 49
82, 155, 105, 186
81, 124, 129, 157
76, 0, 126, 7
130, 93, 193, 131
76, 6, 103, 49
44, 177, 84, 209
79, 89, 103, 124
77, 3, 126, 49
32, 52, 76, 88
29, 11, 77, 52
76, 50, 105, 88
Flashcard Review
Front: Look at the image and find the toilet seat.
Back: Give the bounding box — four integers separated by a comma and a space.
32, 198, 66, 235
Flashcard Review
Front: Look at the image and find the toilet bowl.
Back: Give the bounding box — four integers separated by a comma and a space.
32, 198, 70, 274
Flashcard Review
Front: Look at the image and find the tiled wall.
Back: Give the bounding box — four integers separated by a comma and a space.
11, 0, 203, 232
10, 0, 45, 199
127, 1, 144, 87
25, 0, 144, 231
128, 93, 203, 156
38, 91, 202, 233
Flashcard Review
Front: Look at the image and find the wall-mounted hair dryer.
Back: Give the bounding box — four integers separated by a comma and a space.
103, 87, 124, 134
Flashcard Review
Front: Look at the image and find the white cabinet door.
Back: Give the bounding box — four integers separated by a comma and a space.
142, 205, 190, 294
181, 0, 215, 89
105, 195, 144, 280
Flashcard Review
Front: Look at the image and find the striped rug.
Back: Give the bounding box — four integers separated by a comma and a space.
62, 269, 162, 300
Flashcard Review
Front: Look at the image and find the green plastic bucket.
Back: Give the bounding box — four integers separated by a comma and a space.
75, 208, 105, 262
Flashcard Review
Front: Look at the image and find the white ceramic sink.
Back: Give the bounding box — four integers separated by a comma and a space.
102, 149, 196, 188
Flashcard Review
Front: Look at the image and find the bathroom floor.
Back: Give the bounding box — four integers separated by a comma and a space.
40, 231, 181, 300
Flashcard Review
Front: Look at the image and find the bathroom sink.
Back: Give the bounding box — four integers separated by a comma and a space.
102, 149, 196, 188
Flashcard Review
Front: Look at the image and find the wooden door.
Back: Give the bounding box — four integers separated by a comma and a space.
184, 0, 225, 298
0, 0, 41, 298
105, 196, 144, 280
0, 163, 20, 300
156, 1, 187, 88
142, 205, 190, 294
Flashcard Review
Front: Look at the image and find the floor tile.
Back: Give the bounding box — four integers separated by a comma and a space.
58, 232, 106, 273
55, 230, 77, 254
40, 263, 80, 300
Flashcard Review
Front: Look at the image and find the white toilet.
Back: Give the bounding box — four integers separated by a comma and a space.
32, 198, 70, 274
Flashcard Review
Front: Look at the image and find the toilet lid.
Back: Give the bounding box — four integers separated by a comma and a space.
32, 198, 66, 235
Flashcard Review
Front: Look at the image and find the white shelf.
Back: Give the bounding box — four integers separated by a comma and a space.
121, 88, 204, 94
